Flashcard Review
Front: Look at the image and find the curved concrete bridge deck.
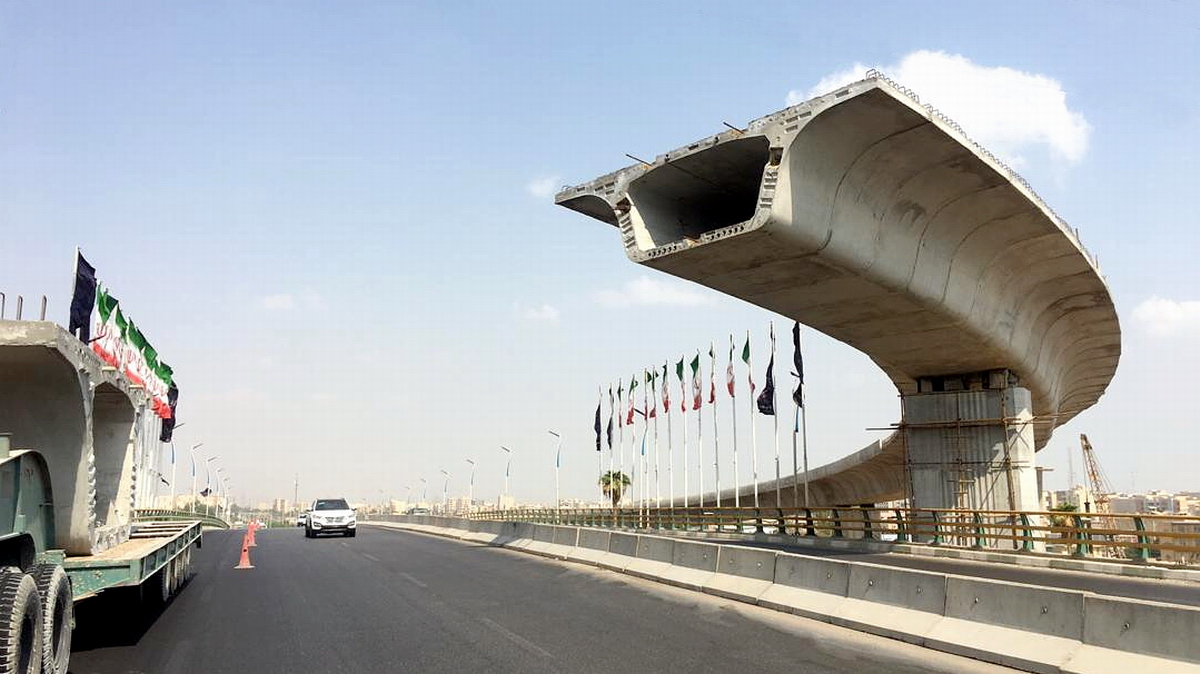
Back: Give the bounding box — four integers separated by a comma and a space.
557, 76, 1120, 508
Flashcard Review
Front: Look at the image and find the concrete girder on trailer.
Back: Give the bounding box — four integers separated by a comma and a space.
557, 77, 1120, 508
0, 320, 154, 555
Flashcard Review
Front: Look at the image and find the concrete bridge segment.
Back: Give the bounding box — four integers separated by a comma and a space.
0, 320, 154, 555
556, 76, 1120, 509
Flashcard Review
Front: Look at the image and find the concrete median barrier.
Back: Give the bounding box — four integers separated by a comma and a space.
1074, 594, 1200, 669
836, 563, 947, 643
597, 532, 638, 572
662, 540, 719, 590
525, 525, 578, 559
383, 517, 1200, 673
566, 528, 611, 566
625, 535, 675, 582
496, 521, 533, 548
703, 546, 776, 603
926, 577, 1085, 672
462, 520, 503, 544
552, 526, 580, 548
759, 553, 850, 619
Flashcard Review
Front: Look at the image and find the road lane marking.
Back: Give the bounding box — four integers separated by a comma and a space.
363, 553, 381, 562
479, 617, 554, 659
399, 572, 427, 588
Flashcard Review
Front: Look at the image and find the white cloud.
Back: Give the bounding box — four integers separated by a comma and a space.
259, 294, 295, 310
788, 50, 1091, 168
526, 175, 560, 200
1132, 296, 1200, 336
257, 291, 324, 311
594, 276, 713, 309
515, 302, 560, 323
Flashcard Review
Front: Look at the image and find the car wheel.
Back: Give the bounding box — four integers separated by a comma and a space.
345, 530, 355, 538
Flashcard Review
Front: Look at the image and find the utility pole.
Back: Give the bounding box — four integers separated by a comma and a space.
294, 473, 299, 513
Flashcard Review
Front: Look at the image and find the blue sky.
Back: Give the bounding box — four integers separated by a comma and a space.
2, 2, 1198, 506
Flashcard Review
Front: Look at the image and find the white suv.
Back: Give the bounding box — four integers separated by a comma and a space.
305, 498, 357, 538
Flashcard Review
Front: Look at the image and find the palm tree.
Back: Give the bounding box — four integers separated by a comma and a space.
598, 471, 632, 508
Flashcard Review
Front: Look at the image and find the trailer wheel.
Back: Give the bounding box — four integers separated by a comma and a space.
0, 571, 42, 674
29, 565, 70, 674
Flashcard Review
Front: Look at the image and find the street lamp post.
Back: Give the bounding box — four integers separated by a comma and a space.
439, 470, 450, 513
548, 430, 561, 520
419, 477, 427, 504
204, 456, 219, 517
187, 442, 203, 512
500, 446, 512, 507
465, 458, 476, 513
215, 466, 226, 521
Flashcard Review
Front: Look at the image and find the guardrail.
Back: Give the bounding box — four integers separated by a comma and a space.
471, 506, 1200, 567
134, 508, 230, 530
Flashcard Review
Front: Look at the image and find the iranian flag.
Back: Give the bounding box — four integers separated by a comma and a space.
91, 286, 122, 368
626, 374, 638, 425
690, 353, 702, 410
661, 363, 670, 413
742, 333, 755, 396
646, 370, 656, 419
708, 344, 716, 404
676, 357, 687, 413
726, 338, 736, 397
90, 283, 176, 419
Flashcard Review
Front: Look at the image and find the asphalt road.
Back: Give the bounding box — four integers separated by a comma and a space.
68, 526, 1019, 674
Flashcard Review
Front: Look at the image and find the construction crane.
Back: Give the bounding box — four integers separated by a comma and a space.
1080, 433, 1121, 558
1079, 434, 1114, 514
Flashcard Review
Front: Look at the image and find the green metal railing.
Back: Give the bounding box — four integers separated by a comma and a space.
470, 506, 1200, 567
134, 508, 230, 530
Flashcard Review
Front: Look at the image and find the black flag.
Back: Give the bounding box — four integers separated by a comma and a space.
792, 321, 804, 407
594, 399, 602, 451
159, 384, 180, 442
68, 251, 97, 342
756, 352, 776, 415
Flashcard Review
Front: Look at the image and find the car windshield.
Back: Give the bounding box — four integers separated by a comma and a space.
314, 499, 349, 511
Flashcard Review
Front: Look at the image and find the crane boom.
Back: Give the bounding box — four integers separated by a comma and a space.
1079, 434, 1114, 513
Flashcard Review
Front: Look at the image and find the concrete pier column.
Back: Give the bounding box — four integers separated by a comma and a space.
902, 370, 1038, 513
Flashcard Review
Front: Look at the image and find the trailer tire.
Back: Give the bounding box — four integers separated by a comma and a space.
0, 571, 42, 674
29, 565, 70, 674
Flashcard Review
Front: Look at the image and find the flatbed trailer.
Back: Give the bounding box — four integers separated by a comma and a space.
60, 520, 201, 601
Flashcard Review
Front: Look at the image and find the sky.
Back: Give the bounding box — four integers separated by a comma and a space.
2, 1, 1198, 508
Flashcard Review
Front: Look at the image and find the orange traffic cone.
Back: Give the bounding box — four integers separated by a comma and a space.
235, 542, 254, 569
247, 523, 257, 547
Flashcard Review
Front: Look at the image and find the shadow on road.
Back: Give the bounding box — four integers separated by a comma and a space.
71, 578, 183, 652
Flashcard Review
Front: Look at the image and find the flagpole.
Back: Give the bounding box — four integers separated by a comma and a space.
748, 331, 759, 509
710, 342, 720, 508
613, 382, 620, 514
792, 404, 800, 509
668, 361, 677, 513
643, 370, 650, 518
655, 364, 664, 509
682, 357, 689, 510
729, 336, 740, 509
771, 322, 782, 510
696, 351, 704, 509
802, 396, 810, 508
